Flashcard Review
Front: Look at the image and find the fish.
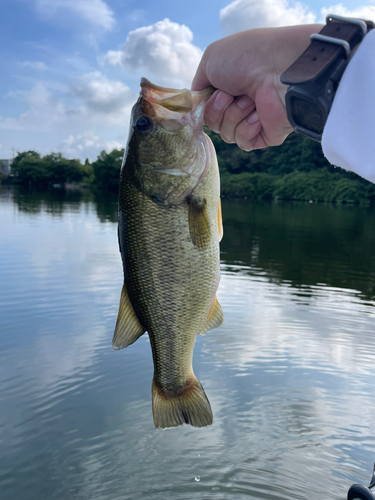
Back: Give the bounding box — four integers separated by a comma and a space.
113, 77, 224, 429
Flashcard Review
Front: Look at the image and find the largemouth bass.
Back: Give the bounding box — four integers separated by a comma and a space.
113, 78, 223, 429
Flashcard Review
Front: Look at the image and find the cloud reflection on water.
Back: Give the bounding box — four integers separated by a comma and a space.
1, 190, 375, 500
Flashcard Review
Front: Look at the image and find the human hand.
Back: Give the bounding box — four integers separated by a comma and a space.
191, 25, 323, 151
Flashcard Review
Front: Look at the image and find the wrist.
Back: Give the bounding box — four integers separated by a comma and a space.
273, 24, 324, 107
281, 15, 374, 141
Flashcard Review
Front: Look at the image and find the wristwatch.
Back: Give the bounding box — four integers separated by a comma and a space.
281, 14, 374, 141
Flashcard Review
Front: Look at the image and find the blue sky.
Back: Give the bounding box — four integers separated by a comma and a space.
1, 0, 374, 161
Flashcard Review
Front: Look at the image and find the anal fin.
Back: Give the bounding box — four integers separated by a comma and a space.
199, 297, 223, 335
112, 283, 145, 350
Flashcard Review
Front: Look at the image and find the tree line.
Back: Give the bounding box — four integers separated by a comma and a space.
6, 133, 375, 204
207, 129, 375, 205
8, 149, 124, 191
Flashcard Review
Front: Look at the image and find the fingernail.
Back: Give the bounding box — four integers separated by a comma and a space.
248, 111, 259, 124
213, 91, 233, 111
236, 95, 252, 109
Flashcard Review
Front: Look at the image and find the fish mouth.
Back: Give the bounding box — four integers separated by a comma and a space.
139, 77, 214, 119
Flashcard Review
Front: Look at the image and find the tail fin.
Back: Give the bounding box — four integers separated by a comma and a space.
152, 377, 213, 429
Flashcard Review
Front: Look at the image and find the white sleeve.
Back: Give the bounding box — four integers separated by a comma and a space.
321, 29, 375, 184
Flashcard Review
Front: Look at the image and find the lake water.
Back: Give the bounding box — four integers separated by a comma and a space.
1, 187, 375, 500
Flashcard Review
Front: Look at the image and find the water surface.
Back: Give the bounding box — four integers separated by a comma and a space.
1, 187, 375, 500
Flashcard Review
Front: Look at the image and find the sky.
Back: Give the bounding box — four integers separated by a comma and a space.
1, 0, 374, 161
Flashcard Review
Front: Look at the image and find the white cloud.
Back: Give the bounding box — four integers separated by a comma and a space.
105, 139, 123, 151
62, 132, 123, 159
104, 18, 203, 87
216, 268, 375, 377
34, 0, 114, 30
321, 4, 375, 23
0, 116, 25, 131
0, 73, 134, 132
20, 61, 48, 70
104, 50, 123, 65
0, 72, 133, 160
220, 0, 316, 34
220, 0, 375, 34
69, 71, 134, 121
0, 83, 70, 132
63, 132, 100, 153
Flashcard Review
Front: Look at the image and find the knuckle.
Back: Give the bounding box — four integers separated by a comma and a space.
220, 130, 235, 144
271, 135, 287, 147
236, 135, 254, 151
224, 109, 240, 125
239, 144, 253, 152
204, 113, 221, 134
235, 125, 257, 151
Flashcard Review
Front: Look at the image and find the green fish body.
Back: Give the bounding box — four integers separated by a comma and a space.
113, 78, 223, 428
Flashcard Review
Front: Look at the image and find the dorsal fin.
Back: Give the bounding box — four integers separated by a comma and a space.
199, 297, 223, 335
112, 283, 145, 350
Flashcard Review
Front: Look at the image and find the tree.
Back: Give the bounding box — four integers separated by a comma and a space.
11, 150, 87, 186
92, 149, 124, 191
11, 151, 46, 185
43, 153, 83, 184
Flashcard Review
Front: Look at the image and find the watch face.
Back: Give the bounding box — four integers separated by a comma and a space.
290, 96, 324, 135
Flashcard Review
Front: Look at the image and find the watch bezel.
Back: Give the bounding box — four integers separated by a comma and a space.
285, 85, 330, 142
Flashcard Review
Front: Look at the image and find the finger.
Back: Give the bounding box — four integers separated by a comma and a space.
204, 90, 234, 134
219, 95, 255, 144
234, 111, 263, 151
191, 57, 211, 91
191, 71, 211, 92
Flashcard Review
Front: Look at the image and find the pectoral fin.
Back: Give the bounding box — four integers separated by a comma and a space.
199, 297, 223, 335
188, 195, 211, 249
112, 283, 145, 350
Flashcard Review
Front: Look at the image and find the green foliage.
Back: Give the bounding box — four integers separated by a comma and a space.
43, 153, 84, 184
221, 172, 275, 199
11, 150, 91, 186
206, 128, 375, 205
11, 151, 45, 185
79, 162, 95, 185
0, 173, 8, 184
91, 149, 124, 192
8, 131, 375, 204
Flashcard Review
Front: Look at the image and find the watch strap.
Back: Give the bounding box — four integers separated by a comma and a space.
281, 18, 374, 85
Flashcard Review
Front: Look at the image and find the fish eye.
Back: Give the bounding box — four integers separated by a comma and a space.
135, 116, 153, 133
